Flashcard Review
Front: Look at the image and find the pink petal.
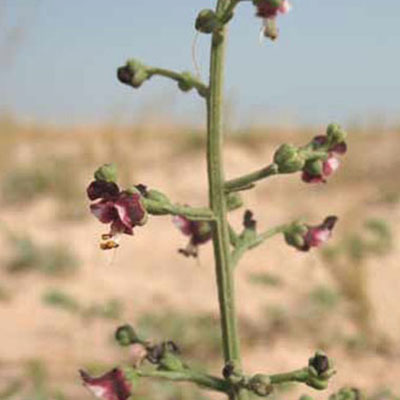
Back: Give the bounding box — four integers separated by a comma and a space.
80, 368, 131, 400
172, 215, 192, 236
323, 156, 340, 176
279, 0, 291, 14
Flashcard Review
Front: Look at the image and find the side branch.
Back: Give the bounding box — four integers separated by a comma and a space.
225, 164, 279, 193
130, 369, 230, 393
231, 224, 287, 268
117, 59, 208, 97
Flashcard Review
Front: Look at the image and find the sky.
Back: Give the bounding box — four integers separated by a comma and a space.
0, 0, 399, 127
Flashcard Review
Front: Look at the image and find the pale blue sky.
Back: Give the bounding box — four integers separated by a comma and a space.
0, 1, 399, 127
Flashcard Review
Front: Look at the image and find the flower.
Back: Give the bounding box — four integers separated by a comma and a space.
79, 368, 131, 400
173, 215, 213, 257
254, 0, 291, 40
284, 216, 338, 251
302, 135, 347, 184
87, 180, 147, 249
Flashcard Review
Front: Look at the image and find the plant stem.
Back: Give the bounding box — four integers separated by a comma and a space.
207, 1, 247, 399
147, 67, 208, 97
225, 164, 279, 193
134, 369, 230, 393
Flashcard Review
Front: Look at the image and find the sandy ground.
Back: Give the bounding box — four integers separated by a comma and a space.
1, 125, 400, 399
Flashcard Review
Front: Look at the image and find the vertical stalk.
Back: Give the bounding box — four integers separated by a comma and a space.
206, 1, 246, 399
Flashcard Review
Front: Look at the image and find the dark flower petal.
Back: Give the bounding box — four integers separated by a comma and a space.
301, 170, 325, 184
330, 141, 347, 154
110, 219, 133, 236
80, 368, 131, 400
312, 135, 328, 147
87, 181, 120, 201
115, 192, 146, 230
90, 201, 118, 223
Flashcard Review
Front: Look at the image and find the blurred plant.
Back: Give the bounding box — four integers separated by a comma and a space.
80, 1, 351, 400
321, 218, 392, 339
1, 157, 85, 220
3, 233, 79, 277
247, 272, 282, 287
42, 289, 123, 321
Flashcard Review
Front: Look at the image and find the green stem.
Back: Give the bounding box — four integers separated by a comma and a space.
147, 67, 208, 97
142, 198, 215, 221
207, 2, 247, 400
135, 369, 230, 393
225, 164, 279, 193
269, 368, 309, 385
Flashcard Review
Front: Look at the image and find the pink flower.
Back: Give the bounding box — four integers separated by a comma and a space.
302, 216, 338, 251
87, 180, 147, 247
302, 136, 347, 184
284, 216, 338, 251
255, 0, 291, 40
79, 368, 131, 400
173, 215, 213, 257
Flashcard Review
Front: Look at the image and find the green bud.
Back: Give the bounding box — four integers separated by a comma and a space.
284, 223, 307, 249
146, 189, 170, 204
195, 9, 221, 34
126, 59, 149, 88
159, 352, 185, 372
115, 324, 140, 346
304, 159, 323, 176
248, 374, 274, 397
326, 123, 347, 144
94, 163, 118, 183
178, 71, 195, 92
273, 144, 305, 173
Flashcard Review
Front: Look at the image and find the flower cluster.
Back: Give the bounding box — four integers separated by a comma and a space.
87, 165, 147, 250
302, 136, 347, 184
284, 216, 338, 252
253, 0, 291, 40
173, 215, 213, 257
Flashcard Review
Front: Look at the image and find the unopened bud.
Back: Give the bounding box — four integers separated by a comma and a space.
248, 374, 274, 397
326, 123, 347, 144
94, 163, 118, 183
146, 189, 170, 204
178, 72, 195, 92
273, 144, 305, 173
117, 59, 149, 88
115, 324, 140, 346
195, 9, 221, 34
304, 159, 324, 176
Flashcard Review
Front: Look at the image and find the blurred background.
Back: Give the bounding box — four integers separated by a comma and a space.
1, 1, 400, 400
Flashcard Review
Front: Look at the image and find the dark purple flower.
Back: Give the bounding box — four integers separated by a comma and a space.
79, 368, 131, 400
87, 180, 147, 247
301, 216, 338, 251
173, 215, 213, 257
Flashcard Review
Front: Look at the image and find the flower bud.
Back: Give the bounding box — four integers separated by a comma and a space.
115, 324, 140, 346
117, 59, 149, 88
248, 374, 274, 397
326, 123, 347, 145
303, 159, 324, 177
284, 223, 308, 249
309, 351, 330, 376
146, 189, 170, 204
273, 144, 305, 173
195, 9, 221, 34
94, 163, 118, 183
